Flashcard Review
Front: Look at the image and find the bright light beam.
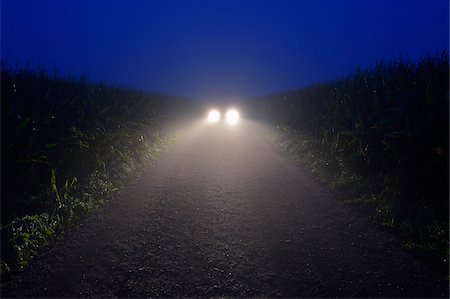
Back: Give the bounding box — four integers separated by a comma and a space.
207, 110, 221, 123
226, 109, 239, 125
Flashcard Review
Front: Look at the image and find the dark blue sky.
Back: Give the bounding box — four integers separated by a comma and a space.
2, 0, 448, 101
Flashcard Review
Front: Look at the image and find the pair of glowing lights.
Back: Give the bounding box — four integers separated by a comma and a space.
208, 109, 239, 125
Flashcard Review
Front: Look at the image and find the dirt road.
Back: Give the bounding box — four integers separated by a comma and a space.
3, 120, 447, 297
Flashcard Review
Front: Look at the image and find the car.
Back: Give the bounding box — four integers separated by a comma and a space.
207, 108, 239, 125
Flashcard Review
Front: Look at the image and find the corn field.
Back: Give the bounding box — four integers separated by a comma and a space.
1, 64, 192, 275
248, 51, 449, 272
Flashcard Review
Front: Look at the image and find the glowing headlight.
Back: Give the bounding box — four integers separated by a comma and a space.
207, 110, 221, 123
225, 109, 239, 125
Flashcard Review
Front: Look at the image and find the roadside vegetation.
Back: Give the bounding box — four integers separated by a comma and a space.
1, 52, 448, 282
249, 51, 449, 275
0, 64, 190, 278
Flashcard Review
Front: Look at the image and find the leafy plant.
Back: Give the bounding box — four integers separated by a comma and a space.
249, 51, 449, 273
1, 62, 187, 276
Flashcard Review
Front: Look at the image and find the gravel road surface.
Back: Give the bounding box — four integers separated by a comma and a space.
3, 120, 447, 298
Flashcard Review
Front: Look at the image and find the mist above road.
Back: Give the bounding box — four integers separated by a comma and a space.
3, 117, 446, 297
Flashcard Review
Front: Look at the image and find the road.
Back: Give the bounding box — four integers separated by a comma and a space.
2, 120, 447, 298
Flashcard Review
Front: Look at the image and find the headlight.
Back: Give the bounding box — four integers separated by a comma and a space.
225, 109, 239, 125
207, 110, 221, 123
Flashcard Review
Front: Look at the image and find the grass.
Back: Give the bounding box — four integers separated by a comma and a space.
248, 51, 449, 276
0, 64, 187, 277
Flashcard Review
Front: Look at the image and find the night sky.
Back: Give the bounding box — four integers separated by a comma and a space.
2, 0, 448, 101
